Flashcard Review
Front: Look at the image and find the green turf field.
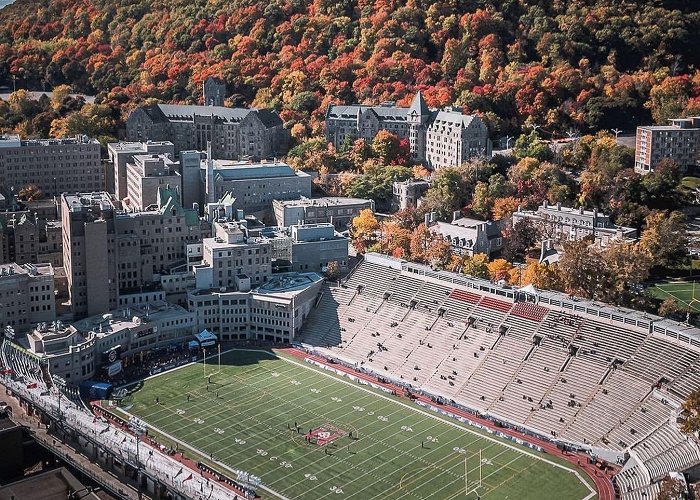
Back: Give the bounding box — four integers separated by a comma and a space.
648, 280, 700, 312
120, 349, 594, 500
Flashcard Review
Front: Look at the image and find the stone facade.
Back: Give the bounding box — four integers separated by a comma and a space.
326, 92, 490, 169
126, 104, 289, 161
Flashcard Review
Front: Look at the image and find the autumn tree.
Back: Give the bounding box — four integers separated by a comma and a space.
502, 218, 540, 263
18, 184, 43, 201
370, 130, 410, 165
487, 258, 514, 283
325, 261, 341, 281
350, 209, 379, 254
558, 240, 609, 299
639, 210, 688, 270
461, 254, 490, 280
522, 262, 561, 290
680, 389, 700, 435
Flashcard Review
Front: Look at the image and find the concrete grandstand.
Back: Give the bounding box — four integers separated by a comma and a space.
298, 253, 700, 500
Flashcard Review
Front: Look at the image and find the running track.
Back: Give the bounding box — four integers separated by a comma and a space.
282, 347, 617, 500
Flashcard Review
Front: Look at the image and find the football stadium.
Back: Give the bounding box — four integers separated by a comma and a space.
4, 253, 700, 499
120, 348, 595, 499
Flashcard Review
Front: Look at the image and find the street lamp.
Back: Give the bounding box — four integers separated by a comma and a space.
504, 135, 514, 150
51, 374, 66, 418
611, 128, 623, 140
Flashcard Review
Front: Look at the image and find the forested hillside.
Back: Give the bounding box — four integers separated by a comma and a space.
0, 0, 698, 137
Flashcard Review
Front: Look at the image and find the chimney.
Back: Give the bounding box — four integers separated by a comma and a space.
556, 202, 561, 211
543, 200, 548, 208
579, 206, 584, 214
424, 213, 430, 226
452, 210, 461, 223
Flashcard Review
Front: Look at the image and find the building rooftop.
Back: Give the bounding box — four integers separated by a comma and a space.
201, 160, 309, 181
0, 467, 101, 500
275, 196, 371, 208
138, 104, 283, 128
255, 272, 323, 296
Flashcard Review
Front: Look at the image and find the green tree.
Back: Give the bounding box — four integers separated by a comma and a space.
513, 131, 553, 162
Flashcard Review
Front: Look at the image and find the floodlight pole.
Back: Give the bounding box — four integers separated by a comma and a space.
203, 348, 206, 378
128, 418, 147, 499
51, 374, 66, 418
218, 344, 221, 374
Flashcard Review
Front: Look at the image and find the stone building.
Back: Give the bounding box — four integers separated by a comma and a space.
326, 92, 490, 169
126, 104, 289, 160
512, 201, 637, 248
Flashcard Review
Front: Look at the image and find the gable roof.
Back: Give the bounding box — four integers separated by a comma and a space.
409, 91, 430, 116
136, 104, 282, 128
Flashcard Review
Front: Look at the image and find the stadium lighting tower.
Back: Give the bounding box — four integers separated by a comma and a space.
128, 417, 147, 496
3, 325, 15, 340
51, 374, 66, 417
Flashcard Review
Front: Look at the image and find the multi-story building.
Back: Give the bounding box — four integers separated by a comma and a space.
634, 118, 700, 174
326, 92, 490, 168
272, 196, 374, 230
392, 179, 430, 210
262, 223, 349, 273
107, 141, 175, 200
0, 213, 62, 267
125, 154, 181, 210
0, 262, 55, 332
125, 104, 289, 161
25, 301, 196, 382
0, 134, 103, 195
202, 159, 312, 214
425, 109, 490, 169
187, 272, 323, 343
62, 191, 206, 318
512, 201, 637, 248
430, 216, 504, 258
193, 219, 272, 291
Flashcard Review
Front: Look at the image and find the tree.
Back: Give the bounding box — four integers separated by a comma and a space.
492, 196, 521, 221
657, 475, 686, 500
18, 184, 43, 201
325, 261, 341, 281
409, 223, 431, 263
639, 210, 688, 270
462, 254, 490, 280
558, 240, 609, 299
502, 218, 540, 263
680, 389, 700, 435
350, 209, 379, 254
522, 262, 561, 290
370, 130, 410, 165
658, 297, 681, 318
513, 131, 553, 162
487, 259, 514, 282
599, 242, 651, 305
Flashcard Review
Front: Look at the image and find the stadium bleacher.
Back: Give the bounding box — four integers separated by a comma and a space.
299, 256, 700, 495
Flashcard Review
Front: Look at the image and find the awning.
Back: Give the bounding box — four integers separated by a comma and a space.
194, 329, 218, 347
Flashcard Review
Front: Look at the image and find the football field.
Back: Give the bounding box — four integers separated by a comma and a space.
120, 349, 594, 499
648, 280, 700, 312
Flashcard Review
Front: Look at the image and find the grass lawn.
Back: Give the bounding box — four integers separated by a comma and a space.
648, 280, 700, 312
681, 176, 700, 190
119, 349, 593, 500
